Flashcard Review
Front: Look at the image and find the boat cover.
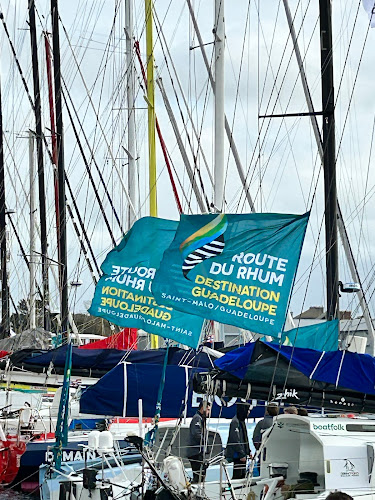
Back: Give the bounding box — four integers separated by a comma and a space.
193, 340, 375, 412
0, 328, 52, 351
10, 345, 216, 377
79, 361, 265, 418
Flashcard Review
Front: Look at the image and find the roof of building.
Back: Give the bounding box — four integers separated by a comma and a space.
294, 306, 351, 320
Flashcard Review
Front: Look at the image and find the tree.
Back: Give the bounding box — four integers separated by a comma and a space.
10, 298, 59, 334
9, 299, 112, 336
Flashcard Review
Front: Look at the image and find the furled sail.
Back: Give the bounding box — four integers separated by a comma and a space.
10, 345, 216, 377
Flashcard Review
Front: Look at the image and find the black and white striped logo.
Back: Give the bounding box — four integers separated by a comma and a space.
182, 234, 225, 278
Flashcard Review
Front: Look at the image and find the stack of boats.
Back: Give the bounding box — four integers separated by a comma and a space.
2, 335, 375, 500
33, 339, 375, 500
0, 342, 226, 494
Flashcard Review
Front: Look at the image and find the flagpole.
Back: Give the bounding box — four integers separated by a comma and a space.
145, 0, 158, 349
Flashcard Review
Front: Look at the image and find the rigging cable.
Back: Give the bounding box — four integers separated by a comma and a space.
59, 16, 137, 221
134, 40, 183, 214
222, 2, 251, 207
154, 8, 214, 189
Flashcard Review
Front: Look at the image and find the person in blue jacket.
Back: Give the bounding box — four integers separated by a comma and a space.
225, 402, 251, 479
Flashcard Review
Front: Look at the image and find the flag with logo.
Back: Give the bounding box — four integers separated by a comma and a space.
152, 212, 309, 338
89, 217, 204, 348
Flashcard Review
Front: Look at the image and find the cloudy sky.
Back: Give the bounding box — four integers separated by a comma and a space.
0, 0, 374, 331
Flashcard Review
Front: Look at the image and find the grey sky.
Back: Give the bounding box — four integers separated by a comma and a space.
0, 0, 374, 328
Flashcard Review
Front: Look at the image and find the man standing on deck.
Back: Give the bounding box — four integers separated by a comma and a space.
187, 401, 211, 483
225, 402, 251, 479
252, 403, 279, 450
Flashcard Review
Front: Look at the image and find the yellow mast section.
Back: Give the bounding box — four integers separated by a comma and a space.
145, 0, 158, 349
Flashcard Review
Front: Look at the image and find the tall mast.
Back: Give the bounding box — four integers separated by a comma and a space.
125, 0, 138, 229
28, 0, 50, 331
29, 131, 36, 330
145, 0, 158, 349
186, 0, 255, 211
213, 0, 225, 344
319, 0, 339, 320
214, 0, 225, 212
283, 0, 374, 351
0, 81, 9, 339
51, 0, 68, 337
145, 0, 157, 218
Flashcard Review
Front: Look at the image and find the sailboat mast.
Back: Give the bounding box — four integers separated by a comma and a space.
145, 0, 158, 349
29, 131, 36, 330
28, 0, 50, 331
284, 0, 374, 351
0, 81, 9, 339
125, 0, 138, 229
213, 0, 225, 344
319, 0, 339, 321
186, 0, 255, 212
214, 0, 225, 212
145, 0, 157, 218
51, 0, 69, 336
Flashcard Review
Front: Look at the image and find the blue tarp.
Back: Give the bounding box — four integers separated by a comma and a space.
214, 341, 375, 395
80, 362, 265, 418
10, 345, 215, 375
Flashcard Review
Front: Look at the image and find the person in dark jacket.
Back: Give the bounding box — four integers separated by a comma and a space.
225, 403, 251, 479
252, 403, 279, 450
187, 401, 211, 483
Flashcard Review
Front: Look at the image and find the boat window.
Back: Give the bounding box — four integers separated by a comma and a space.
346, 424, 375, 432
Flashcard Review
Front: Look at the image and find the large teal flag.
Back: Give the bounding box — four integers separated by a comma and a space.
152, 212, 309, 338
89, 217, 204, 348
268, 320, 339, 351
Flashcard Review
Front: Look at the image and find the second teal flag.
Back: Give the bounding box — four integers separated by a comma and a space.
89, 217, 204, 348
